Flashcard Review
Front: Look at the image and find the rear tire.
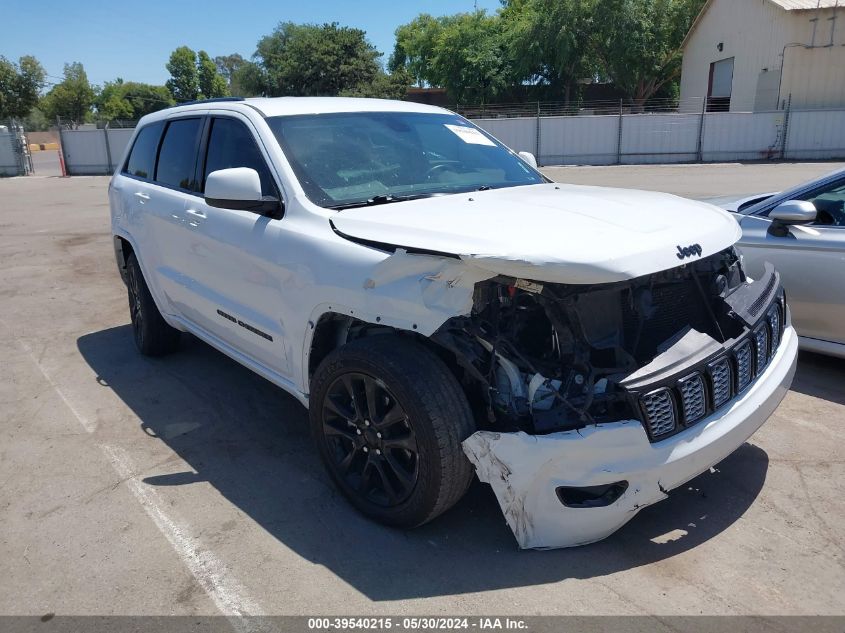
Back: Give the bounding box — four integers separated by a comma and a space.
126, 252, 180, 356
310, 335, 476, 528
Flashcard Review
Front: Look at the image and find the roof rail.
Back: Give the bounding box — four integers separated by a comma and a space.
172, 96, 246, 107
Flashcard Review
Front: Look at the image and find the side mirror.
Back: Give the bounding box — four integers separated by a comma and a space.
770, 200, 817, 225
205, 167, 282, 217
518, 151, 538, 169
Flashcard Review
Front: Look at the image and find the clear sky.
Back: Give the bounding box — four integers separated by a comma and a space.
5, 0, 502, 89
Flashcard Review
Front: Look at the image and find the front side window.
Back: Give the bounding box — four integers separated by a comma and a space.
266, 112, 544, 209
202, 117, 276, 197
802, 179, 845, 227
155, 118, 202, 191
124, 121, 163, 180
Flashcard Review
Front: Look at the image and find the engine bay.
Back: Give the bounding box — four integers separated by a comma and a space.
432, 247, 759, 435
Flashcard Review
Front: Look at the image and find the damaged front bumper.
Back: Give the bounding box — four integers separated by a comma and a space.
462, 322, 798, 550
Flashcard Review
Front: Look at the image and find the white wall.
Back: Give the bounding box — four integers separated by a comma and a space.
60, 128, 133, 175
474, 108, 845, 166
786, 109, 845, 159
680, 0, 844, 111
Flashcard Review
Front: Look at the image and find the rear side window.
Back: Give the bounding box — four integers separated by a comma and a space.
203, 117, 276, 197
155, 118, 202, 191
124, 122, 163, 179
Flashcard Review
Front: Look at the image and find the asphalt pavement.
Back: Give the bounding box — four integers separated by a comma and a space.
1, 163, 843, 619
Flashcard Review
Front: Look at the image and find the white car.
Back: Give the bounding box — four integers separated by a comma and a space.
109, 97, 797, 549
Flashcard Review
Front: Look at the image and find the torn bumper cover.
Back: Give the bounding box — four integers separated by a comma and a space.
463, 323, 798, 550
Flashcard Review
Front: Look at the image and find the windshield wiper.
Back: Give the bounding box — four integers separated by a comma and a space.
328, 192, 440, 210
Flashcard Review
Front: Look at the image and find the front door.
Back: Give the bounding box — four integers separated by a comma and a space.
179, 114, 292, 377
739, 178, 845, 345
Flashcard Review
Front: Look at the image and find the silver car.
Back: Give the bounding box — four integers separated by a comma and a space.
711, 169, 845, 358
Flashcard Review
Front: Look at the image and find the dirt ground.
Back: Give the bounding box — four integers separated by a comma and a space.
1, 163, 843, 619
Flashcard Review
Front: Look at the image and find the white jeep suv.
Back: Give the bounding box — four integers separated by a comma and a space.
109, 97, 798, 549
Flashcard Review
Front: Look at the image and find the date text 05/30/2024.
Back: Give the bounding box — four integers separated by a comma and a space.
307, 617, 529, 631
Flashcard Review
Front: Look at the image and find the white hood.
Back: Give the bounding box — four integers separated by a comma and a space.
331, 183, 741, 284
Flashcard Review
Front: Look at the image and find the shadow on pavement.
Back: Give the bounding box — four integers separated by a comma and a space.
78, 325, 770, 600
790, 350, 845, 406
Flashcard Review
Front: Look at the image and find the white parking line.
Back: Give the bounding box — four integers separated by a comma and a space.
17, 339, 266, 627
20, 340, 96, 434
101, 444, 266, 622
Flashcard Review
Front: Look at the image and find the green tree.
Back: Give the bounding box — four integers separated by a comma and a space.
166, 46, 200, 102
166, 46, 231, 101
253, 22, 382, 96
40, 62, 95, 127
0, 55, 46, 120
339, 67, 412, 100
198, 50, 229, 98
214, 53, 255, 95
24, 106, 50, 131
214, 53, 245, 82
230, 61, 265, 96
389, 14, 453, 87
429, 12, 510, 104
501, 0, 598, 105
592, 0, 705, 106
96, 79, 174, 121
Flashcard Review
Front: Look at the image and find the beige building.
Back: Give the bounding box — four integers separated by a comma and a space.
680, 0, 845, 112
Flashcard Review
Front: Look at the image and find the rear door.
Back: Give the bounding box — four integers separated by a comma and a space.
114, 121, 169, 298
143, 116, 205, 315
177, 113, 292, 376
739, 176, 845, 344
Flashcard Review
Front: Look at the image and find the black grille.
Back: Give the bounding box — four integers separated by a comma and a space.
622, 282, 711, 360
749, 273, 778, 318
754, 325, 769, 374
708, 357, 733, 408
679, 373, 707, 423
735, 340, 753, 391
638, 296, 784, 441
768, 304, 782, 351
640, 389, 677, 437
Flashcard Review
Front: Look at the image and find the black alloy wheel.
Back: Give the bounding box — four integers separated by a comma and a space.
322, 372, 419, 507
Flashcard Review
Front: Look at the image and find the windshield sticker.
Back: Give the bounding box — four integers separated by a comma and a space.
445, 124, 496, 146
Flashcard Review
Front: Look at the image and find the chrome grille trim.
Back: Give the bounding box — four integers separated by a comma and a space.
640, 388, 676, 438
708, 357, 733, 408
678, 373, 707, 424
734, 340, 753, 392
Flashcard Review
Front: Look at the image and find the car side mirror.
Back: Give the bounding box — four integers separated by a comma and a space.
518, 151, 538, 169
770, 200, 817, 225
205, 167, 282, 218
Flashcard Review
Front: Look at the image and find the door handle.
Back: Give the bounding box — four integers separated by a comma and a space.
133, 191, 150, 201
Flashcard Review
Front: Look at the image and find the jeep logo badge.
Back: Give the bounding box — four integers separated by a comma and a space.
676, 243, 703, 260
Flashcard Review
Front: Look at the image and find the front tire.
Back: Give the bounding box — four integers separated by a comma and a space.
310, 335, 476, 528
126, 252, 180, 356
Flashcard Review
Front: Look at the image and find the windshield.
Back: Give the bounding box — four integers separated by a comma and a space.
266, 111, 545, 209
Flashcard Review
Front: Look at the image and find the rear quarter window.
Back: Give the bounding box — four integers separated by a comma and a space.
124, 121, 164, 180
